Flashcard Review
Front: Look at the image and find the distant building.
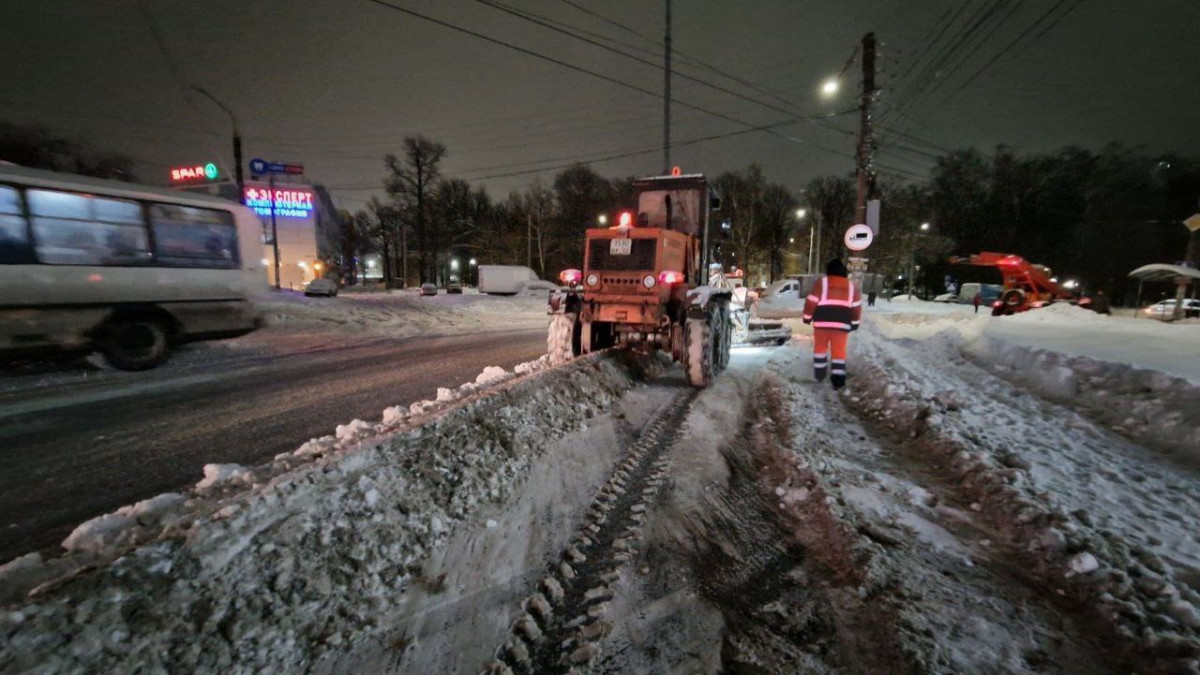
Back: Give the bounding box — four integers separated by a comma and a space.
167, 162, 331, 289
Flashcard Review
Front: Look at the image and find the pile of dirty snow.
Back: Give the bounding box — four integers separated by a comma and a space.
0, 353, 657, 673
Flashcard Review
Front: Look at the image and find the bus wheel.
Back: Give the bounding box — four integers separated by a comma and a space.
99, 317, 171, 371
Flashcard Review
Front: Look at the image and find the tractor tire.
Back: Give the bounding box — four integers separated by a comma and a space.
547, 312, 580, 366
684, 303, 725, 388
98, 316, 171, 371
1001, 288, 1025, 308
716, 298, 732, 371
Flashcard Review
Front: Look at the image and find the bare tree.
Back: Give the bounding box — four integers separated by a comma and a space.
385, 136, 446, 284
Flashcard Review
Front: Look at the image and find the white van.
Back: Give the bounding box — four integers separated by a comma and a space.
0, 165, 267, 370
477, 265, 539, 295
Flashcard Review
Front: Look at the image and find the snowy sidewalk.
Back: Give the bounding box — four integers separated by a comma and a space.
867, 300, 1200, 385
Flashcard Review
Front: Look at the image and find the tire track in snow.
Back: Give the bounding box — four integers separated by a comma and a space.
484, 388, 698, 674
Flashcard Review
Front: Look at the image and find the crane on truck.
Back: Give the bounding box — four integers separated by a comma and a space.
948, 252, 1074, 315
546, 171, 787, 387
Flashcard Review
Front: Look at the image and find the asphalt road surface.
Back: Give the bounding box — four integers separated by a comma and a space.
0, 328, 547, 562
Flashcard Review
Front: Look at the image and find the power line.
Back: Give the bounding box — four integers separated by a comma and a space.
363, 0, 862, 165
923, 0, 1028, 101
470, 0, 836, 132
888, 0, 1009, 120
946, 0, 1084, 98
552, 0, 800, 109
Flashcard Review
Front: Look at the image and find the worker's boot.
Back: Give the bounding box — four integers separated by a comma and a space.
812, 353, 828, 382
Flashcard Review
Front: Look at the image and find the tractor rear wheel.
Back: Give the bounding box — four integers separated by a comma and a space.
547, 312, 581, 366
716, 298, 732, 371
684, 302, 728, 387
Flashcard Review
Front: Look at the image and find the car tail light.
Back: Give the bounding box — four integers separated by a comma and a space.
658, 270, 685, 285
559, 268, 582, 285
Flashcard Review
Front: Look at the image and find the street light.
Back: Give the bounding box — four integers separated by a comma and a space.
920, 222, 931, 231
820, 78, 840, 97
597, 214, 608, 226
450, 258, 460, 271
796, 208, 807, 219
469, 258, 477, 266
191, 86, 244, 199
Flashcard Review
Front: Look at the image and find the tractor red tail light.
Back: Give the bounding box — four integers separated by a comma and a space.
658, 270, 685, 285
559, 268, 582, 285
617, 211, 633, 228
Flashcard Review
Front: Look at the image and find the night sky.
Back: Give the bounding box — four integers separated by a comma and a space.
4, 0, 1198, 211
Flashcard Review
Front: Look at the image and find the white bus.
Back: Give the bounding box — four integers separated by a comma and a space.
0, 165, 267, 370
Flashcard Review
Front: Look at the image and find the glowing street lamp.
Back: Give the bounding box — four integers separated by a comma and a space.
597, 214, 608, 226
920, 222, 931, 231
450, 258, 460, 271
796, 208, 807, 219
469, 258, 477, 266
820, 78, 840, 97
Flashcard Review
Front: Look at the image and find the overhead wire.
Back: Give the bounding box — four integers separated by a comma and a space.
945, 0, 1084, 98
469, 0, 849, 137
363, 0, 864, 166
552, 0, 802, 109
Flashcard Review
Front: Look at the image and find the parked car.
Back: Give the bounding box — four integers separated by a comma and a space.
447, 282, 463, 294
933, 292, 957, 303
420, 283, 438, 296
304, 277, 338, 297
1144, 298, 1200, 318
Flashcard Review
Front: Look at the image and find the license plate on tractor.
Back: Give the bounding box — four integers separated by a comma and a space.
609, 238, 632, 255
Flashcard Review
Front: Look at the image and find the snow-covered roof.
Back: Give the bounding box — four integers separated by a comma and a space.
1127, 263, 1200, 282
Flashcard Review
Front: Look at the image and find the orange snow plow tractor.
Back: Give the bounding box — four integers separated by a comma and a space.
949, 252, 1074, 316
547, 172, 734, 387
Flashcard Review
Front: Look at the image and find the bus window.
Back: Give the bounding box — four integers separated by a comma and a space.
27, 189, 150, 266
0, 186, 36, 264
149, 204, 239, 268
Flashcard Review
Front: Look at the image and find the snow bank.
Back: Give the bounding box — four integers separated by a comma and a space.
966, 335, 1200, 461
867, 306, 1200, 461
0, 354, 657, 674
843, 331, 1200, 669
254, 291, 548, 339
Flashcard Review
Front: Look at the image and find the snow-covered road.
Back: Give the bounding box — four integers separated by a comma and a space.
2, 299, 1197, 674
0, 327, 547, 563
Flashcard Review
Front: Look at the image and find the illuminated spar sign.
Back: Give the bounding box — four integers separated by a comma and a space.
243, 187, 315, 219
169, 162, 220, 184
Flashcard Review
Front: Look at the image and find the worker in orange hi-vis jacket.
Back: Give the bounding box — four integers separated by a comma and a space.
802, 258, 863, 390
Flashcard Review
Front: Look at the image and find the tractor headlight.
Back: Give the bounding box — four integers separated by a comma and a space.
642, 274, 656, 289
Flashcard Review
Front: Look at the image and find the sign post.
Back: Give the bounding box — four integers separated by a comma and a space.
249, 159, 304, 290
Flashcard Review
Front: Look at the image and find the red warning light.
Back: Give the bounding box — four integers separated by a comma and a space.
671, 166, 682, 176
618, 211, 633, 227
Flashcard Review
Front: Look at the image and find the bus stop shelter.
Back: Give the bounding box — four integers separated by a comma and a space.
1128, 263, 1200, 318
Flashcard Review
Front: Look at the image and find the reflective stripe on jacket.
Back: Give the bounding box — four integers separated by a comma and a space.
802, 275, 862, 331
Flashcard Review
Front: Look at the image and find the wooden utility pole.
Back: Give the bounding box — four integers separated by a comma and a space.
663, 0, 672, 172
854, 33, 877, 227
